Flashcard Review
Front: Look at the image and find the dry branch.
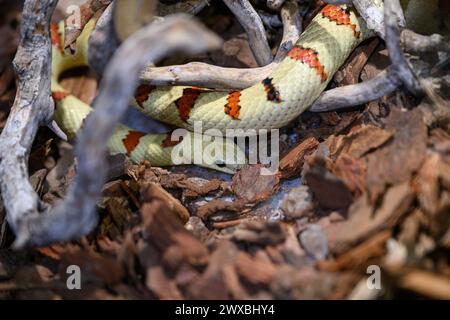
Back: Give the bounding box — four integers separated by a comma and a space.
1, 5, 221, 247
87, 3, 117, 76
222, 0, 272, 66
0, 0, 57, 242
310, 69, 401, 112
114, 0, 156, 42
275, 0, 302, 61
139, 0, 301, 89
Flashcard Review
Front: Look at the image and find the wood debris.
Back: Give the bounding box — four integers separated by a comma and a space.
0, 0, 449, 301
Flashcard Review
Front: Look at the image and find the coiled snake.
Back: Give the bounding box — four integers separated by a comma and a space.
50, 1, 436, 173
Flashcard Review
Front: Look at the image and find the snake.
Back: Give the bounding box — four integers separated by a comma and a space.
50, 1, 437, 174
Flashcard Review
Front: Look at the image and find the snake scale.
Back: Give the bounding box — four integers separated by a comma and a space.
50, 1, 435, 173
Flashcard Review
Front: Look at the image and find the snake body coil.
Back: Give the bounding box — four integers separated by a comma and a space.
51, 4, 376, 173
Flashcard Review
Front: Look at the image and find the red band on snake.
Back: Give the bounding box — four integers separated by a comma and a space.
122, 131, 146, 155
135, 84, 155, 108
321, 4, 361, 39
50, 23, 64, 53
224, 91, 241, 120
287, 46, 328, 82
52, 91, 69, 102
175, 87, 204, 122
161, 132, 184, 148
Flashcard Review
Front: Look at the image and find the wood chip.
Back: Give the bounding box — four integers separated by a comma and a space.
279, 137, 319, 179
232, 164, 280, 203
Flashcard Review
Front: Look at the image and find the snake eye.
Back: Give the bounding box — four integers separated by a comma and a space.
215, 160, 226, 168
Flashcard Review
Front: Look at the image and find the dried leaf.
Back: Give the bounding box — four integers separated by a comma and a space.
333, 154, 367, 196
366, 108, 427, 202
326, 124, 394, 160
143, 182, 190, 223
141, 187, 209, 269
234, 252, 276, 286
305, 164, 353, 210
325, 182, 414, 254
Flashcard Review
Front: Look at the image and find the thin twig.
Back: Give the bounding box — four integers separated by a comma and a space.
139, 0, 301, 89
275, 0, 302, 61
384, 0, 421, 95
309, 69, 401, 112
222, 0, 272, 66
401, 29, 450, 54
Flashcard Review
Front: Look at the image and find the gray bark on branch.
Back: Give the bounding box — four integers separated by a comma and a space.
0, 0, 57, 243
0, 1, 221, 247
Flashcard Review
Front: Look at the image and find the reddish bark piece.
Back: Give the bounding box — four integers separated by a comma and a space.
305, 166, 353, 210
321, 4, 361, 39
287, 46, 328, 82
333, 154, 366, 197
122, 130, 146, 156
234, 252, 276, 285
365, 108, 427, 203
325, 182, 414, 255
196, 198, 247, 220
141, 187, 209, 269
224, 91, 241, 120
144, 182, 190, 224
279, 137, 319, 178
232, 164, 280, 203
134, 84, 155, 108
326, 124, 395, 160
59, 250, 124, 285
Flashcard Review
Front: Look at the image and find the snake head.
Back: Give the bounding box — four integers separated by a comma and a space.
199, 136, 247, 174
170, 132, 247, 174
